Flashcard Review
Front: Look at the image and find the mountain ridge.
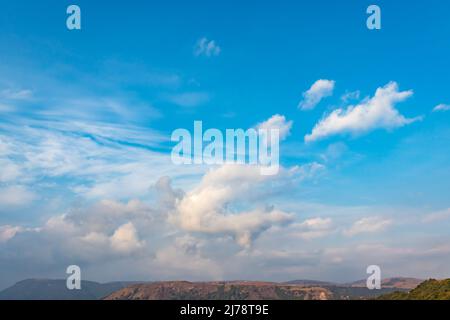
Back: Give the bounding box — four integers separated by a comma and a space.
0, 279, 139, 300
0, 277, 426, 300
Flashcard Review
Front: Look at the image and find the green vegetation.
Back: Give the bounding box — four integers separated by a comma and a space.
378, 279, 450, 300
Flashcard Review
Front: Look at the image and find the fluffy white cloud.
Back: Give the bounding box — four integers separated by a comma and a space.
256, 114, 293, 141
110, 222, 144, 253
344, 216, 392, 237
2, 195, 450, 288
170, 164, 294, 247
0, 199, 155, 266
298, 79, 335, 110
194, 37, 221, 57
433, 104, 450, 112
305, 82, 420, 142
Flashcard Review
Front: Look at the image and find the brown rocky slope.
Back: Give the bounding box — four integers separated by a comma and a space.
104, 281, 332, 300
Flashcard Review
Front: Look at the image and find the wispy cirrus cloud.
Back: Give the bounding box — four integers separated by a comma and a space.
343, 216, 392, 237
0, 88, 33, 101
341, 90, 360, 103
290, 217, 334, 240
194, 37, 221, 57
0, 119, 201, 201
433, 104, 450, 112
164, 92, 210, 108
422, 208, 450, 223
0, 103, 15, 113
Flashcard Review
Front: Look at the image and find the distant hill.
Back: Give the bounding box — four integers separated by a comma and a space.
0, 279, 137, 300
348, 277, 423, 290
378, 279, 450, 300
284, 279, 336, 286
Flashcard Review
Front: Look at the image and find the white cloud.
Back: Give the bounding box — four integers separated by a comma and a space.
289, 162, 326, 181
153, 236, 223, 280
0, 120, 201, 200
16, 199, 158, 261
256, 114, 293, 141
433, 104, 450, 112
2, 195, 450, 287
305, 82, 420, 142
194, 38, 221, 57
298, 79, 335, 110
300, 217, 332, 228
344, 216, 392, 237
320, 142, 348, 162
0, 89, 33, 100
0, 185, 36, 208
0, 159, 22, 182
170, 164, 294, 248
423, 208, 450, 223
0, 225, 23, 243
290, 217, 333, 240
110, 222, 144, 253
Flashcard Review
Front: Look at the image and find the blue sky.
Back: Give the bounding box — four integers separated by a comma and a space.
0, 0, 450, 289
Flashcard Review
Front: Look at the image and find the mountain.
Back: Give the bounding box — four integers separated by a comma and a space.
378, 279, 450, 300
104, 280, 412, 300
348, 277, 423, 290
0, 279, 137, 300
104, 281, 332, 300
0, 277, 425, 300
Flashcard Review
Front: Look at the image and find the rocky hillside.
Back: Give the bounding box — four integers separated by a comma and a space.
104, 281, 332, 300
378, 279, 450, 300
104, 280, 411, 300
